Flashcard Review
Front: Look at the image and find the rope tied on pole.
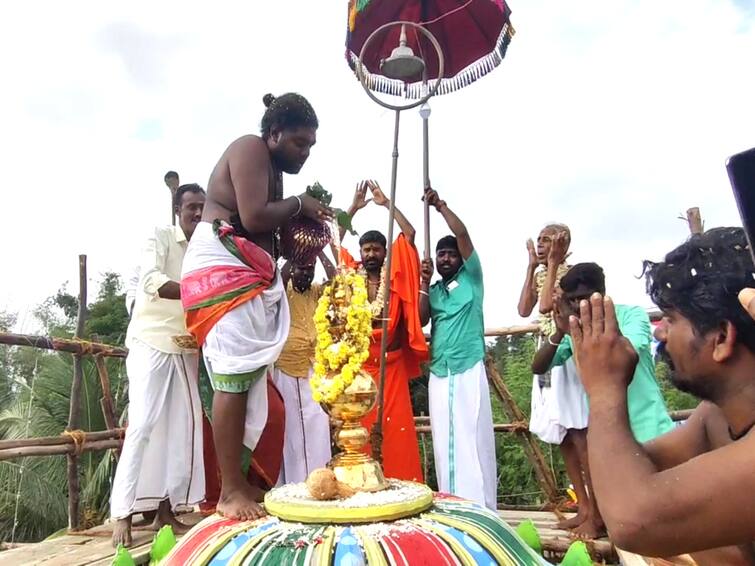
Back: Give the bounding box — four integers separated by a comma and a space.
70, 339, 94, 355
61, 430, 87, 455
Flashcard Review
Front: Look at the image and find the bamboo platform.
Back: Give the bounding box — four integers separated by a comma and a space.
0, 509, 616, 565
0, 512, 204, 566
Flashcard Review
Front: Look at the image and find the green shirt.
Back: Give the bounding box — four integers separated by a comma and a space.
429, 250, 486, 376
551, 304, 674, 443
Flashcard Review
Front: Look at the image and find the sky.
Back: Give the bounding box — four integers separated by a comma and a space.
1, 0, 754, 333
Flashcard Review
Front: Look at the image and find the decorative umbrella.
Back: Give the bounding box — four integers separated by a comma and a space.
345, 2, 515, 464
346, 0, 515, 98
162, 494, 553, 565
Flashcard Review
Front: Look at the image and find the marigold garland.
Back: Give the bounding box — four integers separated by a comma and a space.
311, 268, 373, 403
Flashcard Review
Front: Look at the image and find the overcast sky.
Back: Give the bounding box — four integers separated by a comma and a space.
1, 0, 754, 332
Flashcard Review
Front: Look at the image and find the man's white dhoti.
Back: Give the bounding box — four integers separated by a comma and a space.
429, 360, 497, 510
272, 368, 331, 484
111, 340, 204, 519
529, 357, 588, 445
183, 221, 290, 452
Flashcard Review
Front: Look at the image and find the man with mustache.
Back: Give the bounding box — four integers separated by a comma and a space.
111, 184, 206, 547
338, 180, 428, 482
569, 227, 755, 564
418, 188, 497, 510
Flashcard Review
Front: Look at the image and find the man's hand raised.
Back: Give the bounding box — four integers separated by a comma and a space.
421, 258, 434, 285
423, 187, 446, 211
570, 294, 638, 397
548, 231, 569, 265
367, 180, 389, 207
350, 181, 372, 212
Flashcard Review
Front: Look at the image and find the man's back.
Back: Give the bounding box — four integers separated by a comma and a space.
614, 304, 675, 442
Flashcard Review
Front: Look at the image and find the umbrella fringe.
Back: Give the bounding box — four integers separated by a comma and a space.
346, 22, 514, 99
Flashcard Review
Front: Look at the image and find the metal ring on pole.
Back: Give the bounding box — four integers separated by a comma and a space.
356, 21, 445, 111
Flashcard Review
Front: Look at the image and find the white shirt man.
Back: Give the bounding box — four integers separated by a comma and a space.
111, 185, 206, 547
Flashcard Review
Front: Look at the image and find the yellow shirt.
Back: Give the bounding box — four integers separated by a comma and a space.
126, 225, 193, 354
276, 282, 322, 378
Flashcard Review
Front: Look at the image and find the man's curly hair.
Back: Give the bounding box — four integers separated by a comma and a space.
643, 227, 755, 352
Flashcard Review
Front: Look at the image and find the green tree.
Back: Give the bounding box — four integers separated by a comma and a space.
0, 274, 129, 542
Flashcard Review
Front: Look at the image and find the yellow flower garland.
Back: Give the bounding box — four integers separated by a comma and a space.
311, 268, 373, 403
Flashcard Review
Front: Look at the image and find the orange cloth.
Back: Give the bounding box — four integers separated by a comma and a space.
340, 235, 429, 482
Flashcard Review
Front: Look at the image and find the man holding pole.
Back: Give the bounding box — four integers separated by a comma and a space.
419, 188, 497, 510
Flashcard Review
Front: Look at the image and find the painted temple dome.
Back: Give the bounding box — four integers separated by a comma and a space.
163, 493, 551, 565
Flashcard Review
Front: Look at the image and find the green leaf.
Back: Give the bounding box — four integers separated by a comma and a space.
306, 182, 333, 206
336, 210, 357, 235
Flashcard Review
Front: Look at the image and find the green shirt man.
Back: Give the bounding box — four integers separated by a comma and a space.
551, 304, 674, 442
429, 250, 486, 376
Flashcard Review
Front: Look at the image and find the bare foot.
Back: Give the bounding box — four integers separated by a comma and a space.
217, 483, 267, 521
111, 516, 133, 548
150, 500, 191, 535
132, 510, 157, 527
571, 518, 607, 540
556, 512, 588, 530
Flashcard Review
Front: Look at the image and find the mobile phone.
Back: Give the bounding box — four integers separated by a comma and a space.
726, 146, 755, 265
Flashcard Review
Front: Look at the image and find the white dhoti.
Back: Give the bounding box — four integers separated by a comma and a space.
429, 360, 497, 510
272, 367, 331, 484
111, 340, 204, 519
529, 357, 589, 445
182, 221, 290, 452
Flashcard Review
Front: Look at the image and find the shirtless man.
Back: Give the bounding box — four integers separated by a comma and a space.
181, 93, 333, 520
570, 227, 755, 563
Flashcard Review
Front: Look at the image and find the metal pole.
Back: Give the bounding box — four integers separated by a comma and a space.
372, 109, 401, 464
420, 94, 431, 260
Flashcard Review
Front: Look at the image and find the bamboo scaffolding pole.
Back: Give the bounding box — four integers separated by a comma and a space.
686, 207, 704, 235
0, 439, 122, 461
416, 423, 527, 434
0, 333, 127, 358
0, 428, 124, 450
66, 255, 87, 531
485, 356, 561, 505
93, 355, 119, 460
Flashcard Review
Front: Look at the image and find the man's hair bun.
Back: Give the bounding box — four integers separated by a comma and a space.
263, 93, 276, 107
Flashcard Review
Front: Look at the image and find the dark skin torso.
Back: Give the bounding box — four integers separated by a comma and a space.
645, 402, 755, 564
202, 136, 280, 254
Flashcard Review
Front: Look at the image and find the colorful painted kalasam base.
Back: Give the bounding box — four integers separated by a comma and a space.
264, 479, 433, 524
162, 493, 553, 565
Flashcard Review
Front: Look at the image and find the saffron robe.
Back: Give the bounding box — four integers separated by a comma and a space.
341, 234, 428, 482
